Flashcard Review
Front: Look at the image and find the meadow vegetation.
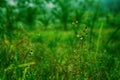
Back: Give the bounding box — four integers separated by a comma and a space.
0, 0, 120, 80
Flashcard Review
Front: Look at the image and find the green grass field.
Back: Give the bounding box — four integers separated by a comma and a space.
0, 0, 120, 80
0, 27, 120, 80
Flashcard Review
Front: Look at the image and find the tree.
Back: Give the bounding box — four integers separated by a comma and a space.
52, 0, 72, 30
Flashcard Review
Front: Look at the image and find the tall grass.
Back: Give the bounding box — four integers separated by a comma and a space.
0, 26, 120, 80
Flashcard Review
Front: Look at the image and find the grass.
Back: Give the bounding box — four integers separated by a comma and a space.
0, 26, 120, 80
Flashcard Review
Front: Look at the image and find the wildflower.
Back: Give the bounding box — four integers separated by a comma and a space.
76, 34, 80, 38
72, 19, 79, 25
73, 50, 76, 53
75, 20, 78, 24
80, 37, 83, 40
30, 49, 33, 55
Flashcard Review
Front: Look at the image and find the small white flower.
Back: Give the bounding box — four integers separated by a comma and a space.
30, 50, 33, 55
76, 34, 80, 38
75, 20, 78, 23
73, 50, 76, 53
80, 37, 83, 40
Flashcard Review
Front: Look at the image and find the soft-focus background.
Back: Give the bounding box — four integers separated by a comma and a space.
0, 0, 120, 80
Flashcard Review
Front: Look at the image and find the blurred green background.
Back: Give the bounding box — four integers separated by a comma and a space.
0, 0, 120, 80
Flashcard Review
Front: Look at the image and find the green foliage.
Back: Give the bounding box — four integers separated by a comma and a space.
52, 0, 72, 30
0, 0, 120, 80
0, 29, 120, 80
